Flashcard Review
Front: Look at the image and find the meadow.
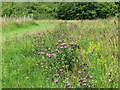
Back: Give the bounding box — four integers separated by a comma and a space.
2, 18, 118, 88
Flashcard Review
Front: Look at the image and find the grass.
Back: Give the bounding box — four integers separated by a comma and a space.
2, 18, 118, 88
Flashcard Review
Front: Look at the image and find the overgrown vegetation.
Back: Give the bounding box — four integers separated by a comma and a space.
2, 19, 118, 88
2, 2, 119, 20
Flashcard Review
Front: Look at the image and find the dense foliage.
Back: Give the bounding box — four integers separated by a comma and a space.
2, 2, 118, 20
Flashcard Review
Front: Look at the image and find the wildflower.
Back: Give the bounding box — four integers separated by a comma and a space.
108, 72, 112, 76
83, 83, 87, 86
38, 52, 45, 55
80, 82, 83, 85
70, 49, 74, 51
67, 75, 71, 77
65, 81, 69, 85
59, 69, 63, 72
48, 48, 51, 50
82, 62, 88, 65
83, 67, 86, 71
56, 74, 59, 76
109, 79, 114, 82
83, 80, 87, 83
47, 54, 54, 58
90, 76, 93, 79
69, 41, 76, 45
55, 49, 60, 53
60, 43, 66, 46
78, 71, 82, 74
32, 50, 34, 52
74, 77, 76, 79
54, 42, 59, 45
51, 51, 54, 53
38, 32, 41, 35
67, 83, 71, 87
79, 53, 82, 55
79, 78, 83, 81
54, 80, 58, 83
58, 40, 62, 43
87, 85, 91, 87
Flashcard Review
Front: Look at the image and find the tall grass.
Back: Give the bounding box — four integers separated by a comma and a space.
2, 19, 118, 88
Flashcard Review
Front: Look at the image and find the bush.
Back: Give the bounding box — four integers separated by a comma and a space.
57, 2, 118, 20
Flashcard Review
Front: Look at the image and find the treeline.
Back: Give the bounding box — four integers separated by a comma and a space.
2, 2, 119, 20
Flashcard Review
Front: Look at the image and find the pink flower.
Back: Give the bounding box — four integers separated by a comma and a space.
83, 80, 87, 83
54, 80, 58, 83
58, 40, 62, 42
78, 71, 82, 74
59, 69, 63, 72
38, 52, 45, 54
65, 81, 69, 85
83, 83, 87, 86
54, 42, 59, 45
60, 43, 66, 46
90, 76, 93, 79
69, 41, 76, 45
56, 74, 59, 76
80, 82, 83, 85
67, 83, 71, 87
74, 77, 76, 79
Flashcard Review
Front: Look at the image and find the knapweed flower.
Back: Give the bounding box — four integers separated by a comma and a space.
65, 81, 69, 85
87, 85, 91, 87
74, 77, 76, 79
54, 42, 59, 45
54, 80, 58, 83
60, 43, 66, 46
83, 83, 87, 86
69, 41, 76, 45
58, 40, 62, 43
70, 49, 74, 51
83, 80, 87, 83
109, 79, 114, 82
80, 82, 83, 85
47, 54, 54, 58
55, 49, 60, 53
38, 52, 45, 55
51, 51, 54, 53
79, 78, 83, 81
67, 83, 71, 87
82, 62, 88, 65
78, 71, 82, 74
56, 74, 59, 76
59, 69, 63, 72
90, 76, 93, 79
108, 72, 112, 76
48, 48, 51, 50
83, 67, 86, 71
67, 75, 71, 77
32, 50, 34, 52
38, 32, 41, 35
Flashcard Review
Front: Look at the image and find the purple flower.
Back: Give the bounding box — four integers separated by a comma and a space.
83, 80, 87, 83
54, 80, 58, 83
48, 48, 51, 50
83, 83, 87, 86
108, 72, 112, 76
109, 79, 114, 82
58, 40, 62, 43
79, 53, 82, 55
38, 32, 41, 35
67, 75, 71, 77
56, 74, 59, 76
67, 83, 71, 87
47, 54, 54, 58
70, 49, 74, 51
78, 71, 82, 74
87, 85, 91, 87
60, 43, 66, 46
69, 41, 76, 45
79, 78, 83, 81
82, 62, 88, 65
83, 67, 86, 71
51, 51, 54, 53
65, 81, 69, 85
32, 50, 34, 52
60, 46, 67, 49
38, 52, 45, 55
90, 76, 93, 79
80, 82, 83, 85
54, 42, 59, 45
74, 77, 76, 79
55, 49, 60, 53
59, 69, 63, 72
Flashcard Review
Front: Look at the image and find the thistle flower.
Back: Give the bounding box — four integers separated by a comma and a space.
80, 82, 83, 85
78, 71, 82, 74
54, 80, 58, 83
38, 52, 45, 54
56, 74, 59, 76
108, 72, 112, 76
54, 42, 59, 45
67, 83, 71, 87
109, 79, 114, 82
58, 40, 62, 42
90, 76, 93, 79
60, 43, 66, 46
